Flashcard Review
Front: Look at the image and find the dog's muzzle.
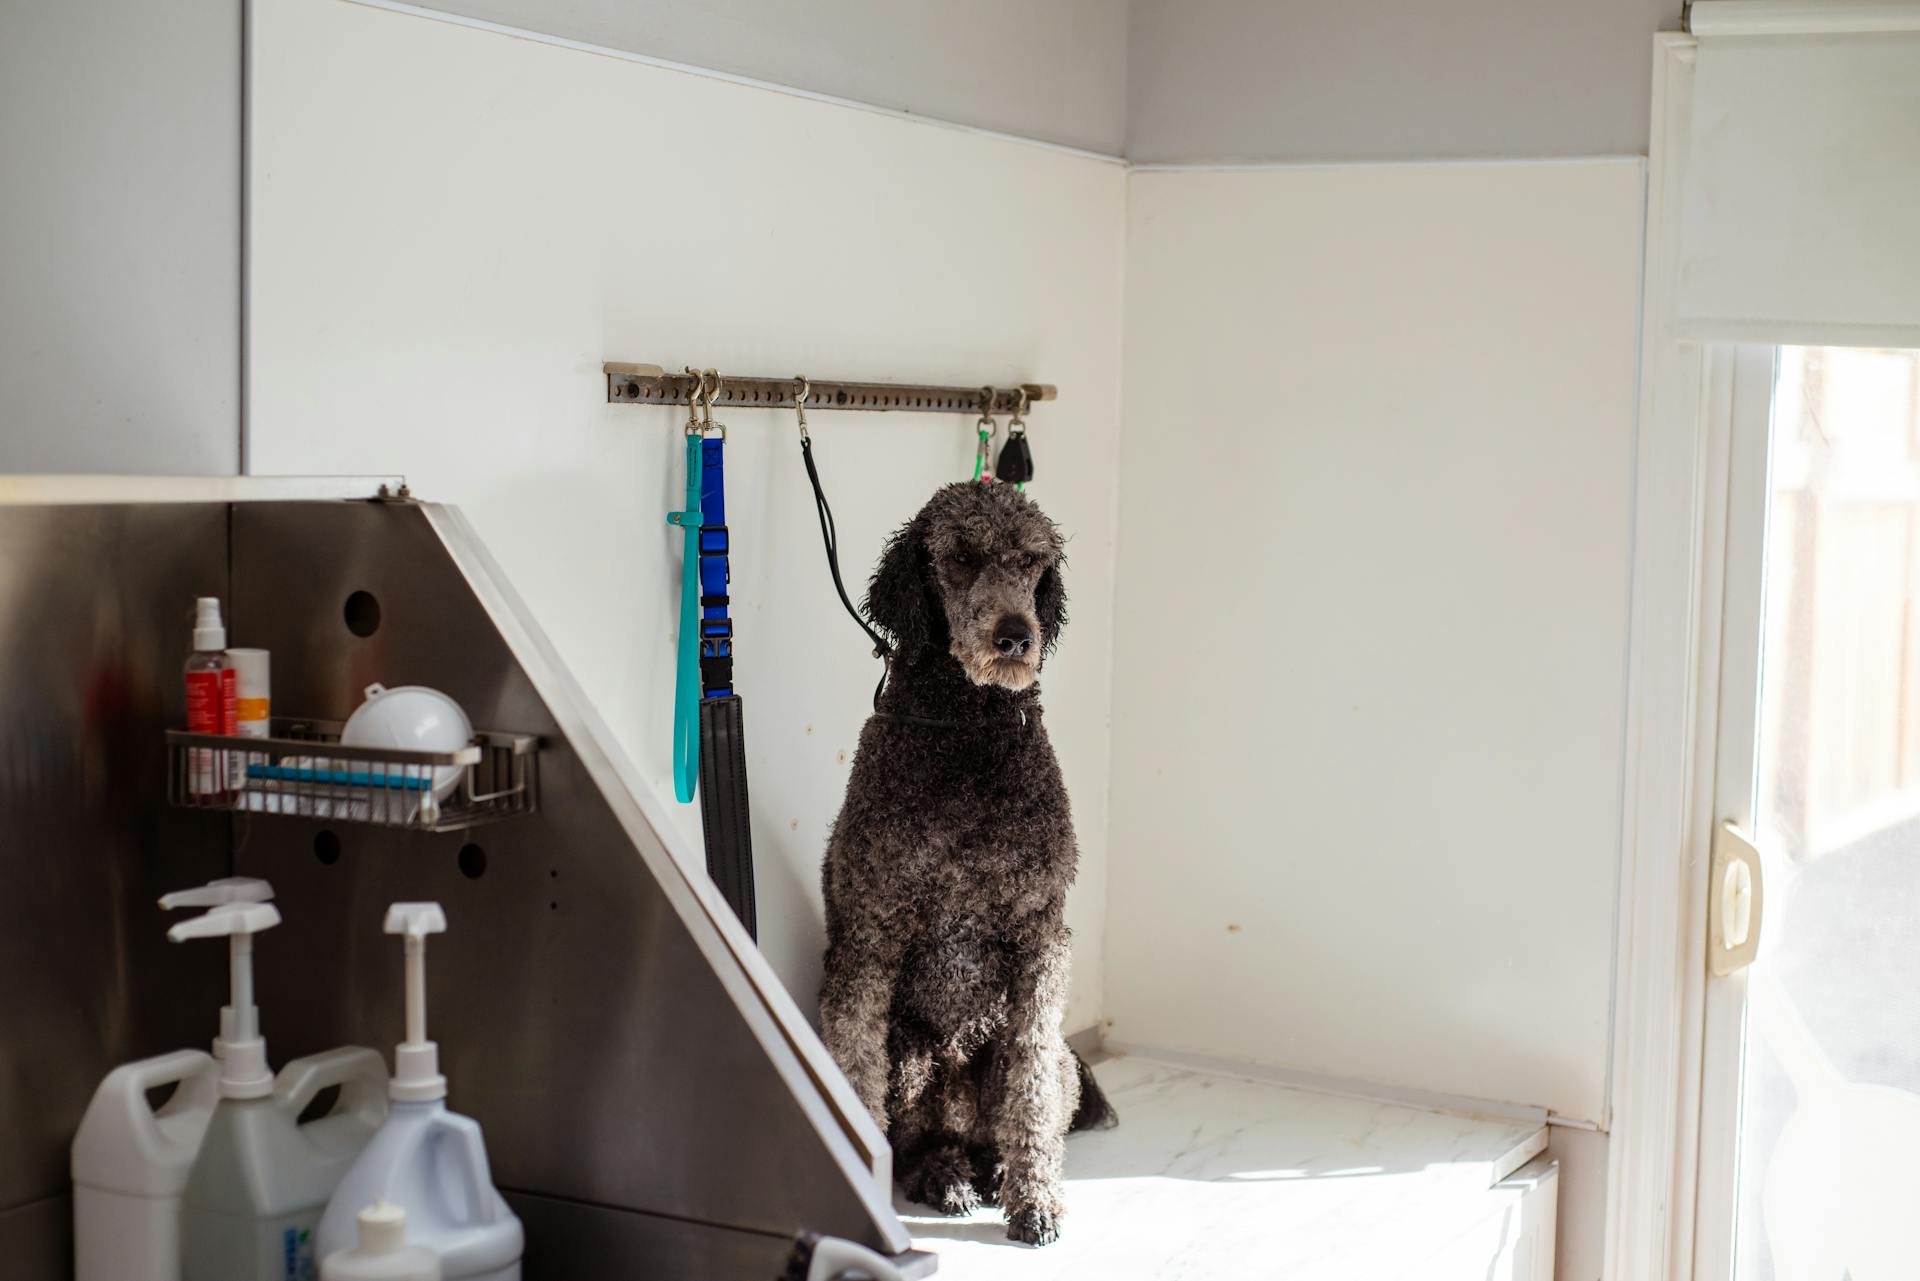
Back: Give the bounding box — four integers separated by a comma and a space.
992, 615, 1035, 658
959, 612, 1039, 689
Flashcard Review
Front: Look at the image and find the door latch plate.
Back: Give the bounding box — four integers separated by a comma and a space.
1709, 819, 1765, 976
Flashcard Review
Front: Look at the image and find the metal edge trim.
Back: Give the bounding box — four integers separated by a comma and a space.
416, 500, 909, 1252
0, 475, 407, 506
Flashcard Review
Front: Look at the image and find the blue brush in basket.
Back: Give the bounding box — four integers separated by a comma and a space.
246, 763, 432, 791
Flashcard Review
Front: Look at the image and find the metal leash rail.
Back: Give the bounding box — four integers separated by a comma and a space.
605, 362, 1055, 416
635, 359, 1057, 935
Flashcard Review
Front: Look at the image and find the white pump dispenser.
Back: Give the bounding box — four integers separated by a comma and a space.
316, 904, 523, 1281
172, 892, 390, 1281
65, 879, 276, 1281
168, 899, 281, 1099
386, 903, 448, 1103
159, 877, 272, 911
160, 878, 274, 1067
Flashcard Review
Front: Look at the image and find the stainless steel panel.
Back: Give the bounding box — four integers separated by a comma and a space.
507, 1192, 796, 1280
0, 503, 232, 1217
0, 1194, 71, 1281
507, 1192, 935, 1280
0, 493, 909, 1278
0, 475, 403, 506
228, 501, 903, 1258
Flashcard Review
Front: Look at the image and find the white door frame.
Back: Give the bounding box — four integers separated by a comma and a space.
1686, 343, 1777, 1281
1602, 25, 1813, 1277
1602, 30, 1721, 1281
1608, 26, 1920, 1276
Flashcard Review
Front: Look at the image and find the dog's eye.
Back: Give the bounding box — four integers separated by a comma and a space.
1016, 552, 1038, 572
954, 550, 981, 570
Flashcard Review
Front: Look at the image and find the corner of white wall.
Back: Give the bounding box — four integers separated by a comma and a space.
1106, 159, 1646, 1123
247, 0, 1127, 1034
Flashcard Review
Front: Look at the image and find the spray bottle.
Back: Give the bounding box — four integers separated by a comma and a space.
315, 904, 523, 1281
184, 597, 237, 797
173, 899, 388, 1281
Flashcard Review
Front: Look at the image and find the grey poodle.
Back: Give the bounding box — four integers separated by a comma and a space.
819, 481, 1113, 1248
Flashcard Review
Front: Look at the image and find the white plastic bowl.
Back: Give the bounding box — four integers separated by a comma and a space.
339, 683, 473, 803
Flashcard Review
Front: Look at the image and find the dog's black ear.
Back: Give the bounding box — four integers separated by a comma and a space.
1036, 555, 1068, 656
865, 515, 936, 656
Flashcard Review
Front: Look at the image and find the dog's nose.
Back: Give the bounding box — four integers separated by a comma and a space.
993, 617, 1034, 657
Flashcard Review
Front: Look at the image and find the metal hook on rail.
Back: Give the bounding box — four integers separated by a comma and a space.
794, 376, 811, 442
973, 386, 998, 483
683, 367, 709, 436
996, 385, 1036, 488
702, 368, 724, 438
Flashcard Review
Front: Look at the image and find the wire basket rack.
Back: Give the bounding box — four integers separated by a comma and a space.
166, 718, 540, 832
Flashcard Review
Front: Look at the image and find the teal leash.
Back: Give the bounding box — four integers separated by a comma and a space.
667, 381, 708, 803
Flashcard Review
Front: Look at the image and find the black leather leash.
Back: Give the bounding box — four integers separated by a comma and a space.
798, 424, 893, 710
794, 380, 1042, 730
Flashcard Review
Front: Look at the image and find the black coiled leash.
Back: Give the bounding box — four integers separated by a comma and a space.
795, 378, 893, 709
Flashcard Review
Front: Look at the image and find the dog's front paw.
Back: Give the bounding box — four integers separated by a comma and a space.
934, 1179, 981, 1217
968, 1148, 1003, 1204
903, 1147, 980, 1217
1005, 1206, 1060, 1246
906, 1168, 980, 1218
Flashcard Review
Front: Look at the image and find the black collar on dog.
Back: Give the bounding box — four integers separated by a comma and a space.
873, 706, 1035, 731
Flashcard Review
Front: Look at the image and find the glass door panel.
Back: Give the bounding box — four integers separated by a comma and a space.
1731, 345, 1920, 1281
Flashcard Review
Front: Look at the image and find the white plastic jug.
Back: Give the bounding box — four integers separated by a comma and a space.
321, 1202, 441, 1281
316, 1102, 520, 1281
71, 1049, 221, 1281
315, 904, 521, 1281
183, 1046, 390, 1281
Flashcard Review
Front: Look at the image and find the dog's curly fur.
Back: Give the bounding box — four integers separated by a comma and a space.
819, 482, 1112, 1248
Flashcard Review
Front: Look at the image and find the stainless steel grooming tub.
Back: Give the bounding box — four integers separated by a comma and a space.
0, 476, 924, 1279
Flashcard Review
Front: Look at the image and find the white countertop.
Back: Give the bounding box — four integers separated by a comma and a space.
904, 1053, 1555, 1281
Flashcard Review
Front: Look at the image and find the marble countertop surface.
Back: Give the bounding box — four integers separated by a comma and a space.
902, 1053, 1552, 1281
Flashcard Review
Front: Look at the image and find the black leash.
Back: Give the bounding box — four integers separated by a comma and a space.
793, 378, 1041, 719
798, 417, 893, 710
690, 381, 757, 939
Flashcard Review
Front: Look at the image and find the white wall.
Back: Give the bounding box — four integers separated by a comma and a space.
1127, 0, 1675, 163
1109, 161, 1644, 1125
406, 0, 1130, 156
246, 0, 1124, 1033
0, 0, 239, 473
10, 8, 1653, 1271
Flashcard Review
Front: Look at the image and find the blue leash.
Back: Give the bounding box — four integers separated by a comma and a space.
695, 432, 758, 935
698, 436, 734, 697
667, 431, 705, 803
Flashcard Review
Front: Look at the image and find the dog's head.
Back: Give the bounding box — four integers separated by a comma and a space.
865, 482, 1067, 691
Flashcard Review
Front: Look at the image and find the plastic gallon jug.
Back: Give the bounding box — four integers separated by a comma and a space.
316, 905, 523, 1281
321, 1202, 441, 1281
71, 1049, 220, 1281
169, 896, 389, 1281
70, 877, 278, 1281
183, 1046, 390, 1281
